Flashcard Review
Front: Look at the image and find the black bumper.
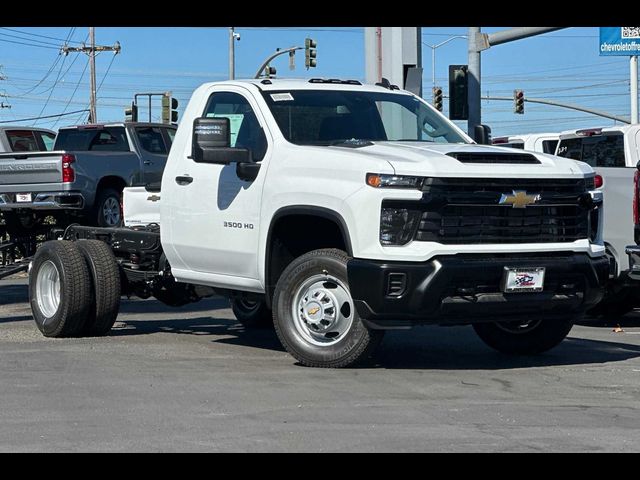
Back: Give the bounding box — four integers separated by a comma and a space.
347, 252, 609, 329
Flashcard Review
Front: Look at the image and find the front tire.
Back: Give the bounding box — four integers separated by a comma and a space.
29, 241, 92, 337
473, 318, 573, 355
273, 248, 384, 368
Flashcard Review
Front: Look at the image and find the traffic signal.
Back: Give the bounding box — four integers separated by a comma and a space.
514, 89, 525, 114
305, 38, 317, 69
448, 65, 468, 120
265, 66, 277, 78
162, 95, 179, 124
125, 102, 138, 122
432, 86, 443, 112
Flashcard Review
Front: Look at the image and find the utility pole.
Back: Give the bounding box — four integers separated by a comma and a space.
61, 27, 121, 123
631, 55, 638, 124
467, 27, 482, 138
0, 67, 9, 110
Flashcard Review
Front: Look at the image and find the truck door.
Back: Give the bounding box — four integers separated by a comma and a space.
135, 126, 170, 184
166, 88, 270, 284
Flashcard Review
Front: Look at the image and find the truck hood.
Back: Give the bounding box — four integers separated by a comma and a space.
331, 141, 591, 178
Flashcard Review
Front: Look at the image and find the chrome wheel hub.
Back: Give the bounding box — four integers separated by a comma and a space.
292, 274, 354, 346
36, 260, 61, 319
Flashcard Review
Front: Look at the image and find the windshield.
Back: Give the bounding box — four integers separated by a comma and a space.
261, 89, 469, 146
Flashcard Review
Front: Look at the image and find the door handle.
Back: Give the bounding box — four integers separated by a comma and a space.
143, 161, 153, 165
175, 175, 193, 185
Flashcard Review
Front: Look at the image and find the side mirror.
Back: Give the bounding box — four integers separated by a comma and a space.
474, 124, 492, 145
192, 117, 251, 164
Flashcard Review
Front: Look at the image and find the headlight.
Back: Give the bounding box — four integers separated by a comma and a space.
380, 207, 422, 245
367, 173, 423, 189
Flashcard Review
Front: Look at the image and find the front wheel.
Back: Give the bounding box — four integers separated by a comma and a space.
473, 318, 573, 355
272, 248, 384, 368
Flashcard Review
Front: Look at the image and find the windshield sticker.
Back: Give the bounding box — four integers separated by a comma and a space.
270, 93, 294, 102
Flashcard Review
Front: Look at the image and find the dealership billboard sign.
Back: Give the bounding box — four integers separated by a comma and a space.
600, 27, 640, 56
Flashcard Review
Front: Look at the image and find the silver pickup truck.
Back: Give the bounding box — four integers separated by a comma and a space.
0, 122, 175, 235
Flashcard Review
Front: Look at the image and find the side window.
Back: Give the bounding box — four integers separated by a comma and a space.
556, 134, 626, 167
88, 127, 130, 152
165, 128, 176, 146
583, 134, 626, 168
203, 91, 268, 161
136, 127, 167, 154
6, 130, 39, 152
36, 132, 56, 151
542, 139, 558, 155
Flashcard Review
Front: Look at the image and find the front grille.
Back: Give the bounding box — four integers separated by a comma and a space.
398, 177, 593, 245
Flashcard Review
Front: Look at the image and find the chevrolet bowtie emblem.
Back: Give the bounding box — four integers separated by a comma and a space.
307, 307, 320, 315
499, 190, 541, 208
146, 195, 161, 202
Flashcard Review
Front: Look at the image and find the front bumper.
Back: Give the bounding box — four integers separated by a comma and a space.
347, 252, 609, 329
625, 245, 640, 281
0, 192, 84, 210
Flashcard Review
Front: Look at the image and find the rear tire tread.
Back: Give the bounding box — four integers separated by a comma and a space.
76, 240, 121, 336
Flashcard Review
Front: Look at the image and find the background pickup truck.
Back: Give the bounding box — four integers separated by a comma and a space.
555, 125, 640, 318
0, 122, 175, 236
0, 126, 56, 153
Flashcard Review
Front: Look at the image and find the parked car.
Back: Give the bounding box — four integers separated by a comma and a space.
0, 122, 175, 236
492, 132, 560, 154
27, 78, 607, 367
0, 126, 56, 153
555, 125, 640, 317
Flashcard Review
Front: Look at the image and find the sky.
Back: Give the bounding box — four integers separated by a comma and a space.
0, 26, 635, 137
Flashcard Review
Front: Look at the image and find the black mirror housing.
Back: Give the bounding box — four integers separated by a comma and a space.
192, 117, 251, 164
474, 124, 492, 145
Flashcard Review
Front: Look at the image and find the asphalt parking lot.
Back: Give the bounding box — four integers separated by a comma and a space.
2, 275, 640, 452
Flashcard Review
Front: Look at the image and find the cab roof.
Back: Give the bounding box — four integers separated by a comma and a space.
199, 77, 409, 94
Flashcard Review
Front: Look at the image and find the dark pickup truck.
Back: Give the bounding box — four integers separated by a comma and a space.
0, 122, 175, 236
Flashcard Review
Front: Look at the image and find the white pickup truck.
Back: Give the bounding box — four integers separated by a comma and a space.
555, 125, 640, 317
492, 132, 560, 155
26, 78, 608, 368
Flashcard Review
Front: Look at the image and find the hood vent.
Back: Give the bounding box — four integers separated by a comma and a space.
447, 152, 541, 165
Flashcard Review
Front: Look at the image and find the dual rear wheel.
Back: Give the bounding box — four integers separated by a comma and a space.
30, 240, 121, 337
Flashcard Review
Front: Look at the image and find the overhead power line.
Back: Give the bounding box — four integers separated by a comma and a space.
0, 109, 90, 124
0, 38, 60, 50
0, 27, 85, 45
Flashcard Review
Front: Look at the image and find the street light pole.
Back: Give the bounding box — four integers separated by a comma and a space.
424, 35, 467, 91
229, 27, 235, 80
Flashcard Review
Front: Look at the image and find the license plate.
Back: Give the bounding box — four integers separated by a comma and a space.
15, 193, 32, 203
502, 267, 545, 293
